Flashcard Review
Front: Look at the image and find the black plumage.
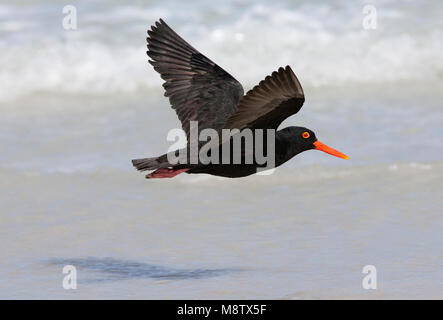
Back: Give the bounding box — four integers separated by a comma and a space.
146, 19, 244, 138
132, 19, 348, 179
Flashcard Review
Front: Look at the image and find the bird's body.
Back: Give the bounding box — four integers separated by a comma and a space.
132, 19, 348, 179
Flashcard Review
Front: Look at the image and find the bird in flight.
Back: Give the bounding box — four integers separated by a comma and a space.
132, 19, 349, 179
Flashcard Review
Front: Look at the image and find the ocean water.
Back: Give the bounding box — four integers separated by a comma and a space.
1, 0, 442, 299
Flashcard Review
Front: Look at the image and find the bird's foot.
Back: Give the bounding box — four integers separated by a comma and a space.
146, 168, 189, 179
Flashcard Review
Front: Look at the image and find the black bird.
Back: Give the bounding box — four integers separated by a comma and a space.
132, 19, 349, 179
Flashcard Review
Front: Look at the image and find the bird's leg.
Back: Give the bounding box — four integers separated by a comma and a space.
146, 168, 189, 179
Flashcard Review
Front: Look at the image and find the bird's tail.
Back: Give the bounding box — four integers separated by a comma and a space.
132, 156, 165, 172
132, 155, 190, 179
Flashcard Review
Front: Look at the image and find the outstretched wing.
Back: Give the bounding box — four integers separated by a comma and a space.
147, 19, 244, 137
224, 66, 304, 130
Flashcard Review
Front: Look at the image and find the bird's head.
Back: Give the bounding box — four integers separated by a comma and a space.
284, 127, 349, 160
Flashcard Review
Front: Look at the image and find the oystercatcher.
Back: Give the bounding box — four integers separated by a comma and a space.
132, 19, 349, 179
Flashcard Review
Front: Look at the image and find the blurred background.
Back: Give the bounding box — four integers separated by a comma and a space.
1, 0, 442, 298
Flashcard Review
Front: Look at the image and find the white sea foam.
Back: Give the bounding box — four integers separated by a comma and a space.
1, 0, 442, 102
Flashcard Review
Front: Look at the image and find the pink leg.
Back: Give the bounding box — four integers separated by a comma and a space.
146, 168, 190, 179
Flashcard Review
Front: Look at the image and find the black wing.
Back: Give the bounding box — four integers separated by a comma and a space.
224, 66, 304, 130
147, 19, 244, 138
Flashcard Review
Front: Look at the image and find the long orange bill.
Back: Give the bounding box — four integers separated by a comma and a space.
313, 141, 349, 160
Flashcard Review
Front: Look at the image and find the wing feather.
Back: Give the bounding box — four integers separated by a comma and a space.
224, 66, 305, 130
147, 19, 244, 137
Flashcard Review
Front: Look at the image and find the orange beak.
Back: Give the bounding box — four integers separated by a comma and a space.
313, 141, 349, 160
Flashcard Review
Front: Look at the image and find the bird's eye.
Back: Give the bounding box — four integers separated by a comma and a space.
302, 132, 310, 139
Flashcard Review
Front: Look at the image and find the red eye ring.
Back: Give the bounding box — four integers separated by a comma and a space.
302, 132, 310, 139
